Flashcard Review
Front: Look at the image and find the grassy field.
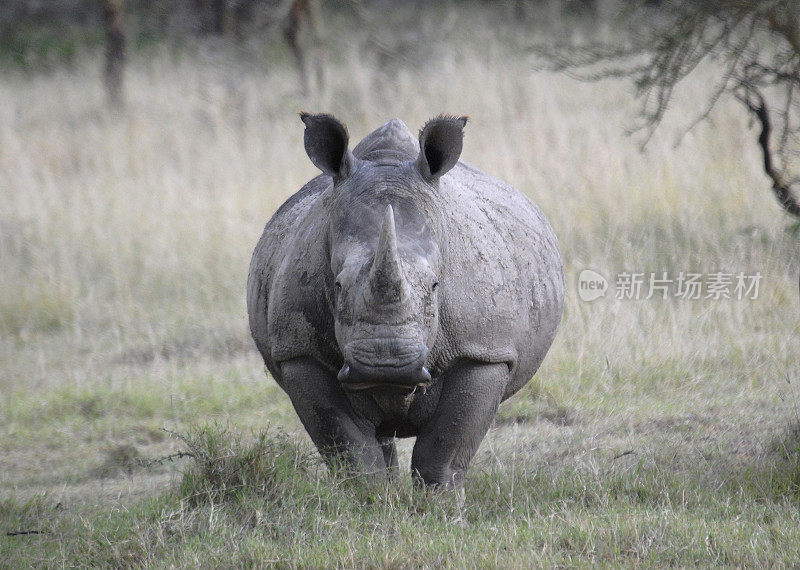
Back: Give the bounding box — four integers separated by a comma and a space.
2, 5, 799, 567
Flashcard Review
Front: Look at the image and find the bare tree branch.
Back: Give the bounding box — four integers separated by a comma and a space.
737, 87, 800, 217
533, 0, 800, 220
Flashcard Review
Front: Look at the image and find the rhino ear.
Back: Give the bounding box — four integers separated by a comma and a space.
300, 112, 354, 182
416, 115, 467, 182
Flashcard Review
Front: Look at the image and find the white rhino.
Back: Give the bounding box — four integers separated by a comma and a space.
247, 114, 564, 487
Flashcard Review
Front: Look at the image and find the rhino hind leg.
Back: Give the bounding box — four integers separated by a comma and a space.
279, 358, 388, 476
411, 361, 507, 488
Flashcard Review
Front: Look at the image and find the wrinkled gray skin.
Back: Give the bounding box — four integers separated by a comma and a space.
247, 113, 564, 488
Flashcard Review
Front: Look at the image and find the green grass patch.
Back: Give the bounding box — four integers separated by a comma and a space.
4, 426, 800, 567
176, 422, 318, 507
1, 374, 276, 431
0, 24, 104, 68
0, 284, 75, 338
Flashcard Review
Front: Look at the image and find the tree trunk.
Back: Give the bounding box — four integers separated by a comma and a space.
284, 0, 310, 96
211, 0, 226, 35
101, 0, 125, 109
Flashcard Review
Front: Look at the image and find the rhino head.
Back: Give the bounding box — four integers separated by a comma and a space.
300, 113, 467, 394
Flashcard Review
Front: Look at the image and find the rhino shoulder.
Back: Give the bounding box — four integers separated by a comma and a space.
265, 220, 340, 376
433, 162, 564, 388
247, 176, 336, 375
248, 175, 329, 295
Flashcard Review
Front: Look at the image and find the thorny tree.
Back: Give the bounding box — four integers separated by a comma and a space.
536, 0, 800, 219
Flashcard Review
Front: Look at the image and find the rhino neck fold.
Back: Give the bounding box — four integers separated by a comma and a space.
366, 205, 411, 308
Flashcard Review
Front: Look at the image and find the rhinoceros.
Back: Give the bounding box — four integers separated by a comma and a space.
247, 113, 564, 488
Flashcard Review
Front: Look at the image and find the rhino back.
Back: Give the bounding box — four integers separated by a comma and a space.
432, 162, 564, 398
352, 118, 418, 162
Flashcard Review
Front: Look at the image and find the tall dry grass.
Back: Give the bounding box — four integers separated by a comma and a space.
0, 5, 797, 429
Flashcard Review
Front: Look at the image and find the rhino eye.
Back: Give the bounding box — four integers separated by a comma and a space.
432, 281, 439, 291
335, 280, 342, 291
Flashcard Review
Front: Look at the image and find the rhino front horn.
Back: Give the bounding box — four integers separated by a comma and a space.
366, 205, 410, 306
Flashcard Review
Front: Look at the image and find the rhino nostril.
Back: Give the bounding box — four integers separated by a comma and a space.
337, 364, 350, 382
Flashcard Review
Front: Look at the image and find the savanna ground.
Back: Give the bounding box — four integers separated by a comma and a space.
1, 4, 799, 567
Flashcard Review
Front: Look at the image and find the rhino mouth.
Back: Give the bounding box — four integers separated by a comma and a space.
338, 339, 431, 394
340, 379, 431, 394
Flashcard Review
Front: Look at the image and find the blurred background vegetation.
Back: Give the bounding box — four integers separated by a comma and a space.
4, 0, 798, 213
0, 0, 600, 57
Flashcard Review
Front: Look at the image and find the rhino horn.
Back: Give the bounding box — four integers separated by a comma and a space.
366, 205, 410, 306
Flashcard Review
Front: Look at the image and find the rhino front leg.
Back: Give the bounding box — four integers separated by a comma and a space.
279, 358, 387, 476
378, 435, 399, 475
411, 361, 507, 488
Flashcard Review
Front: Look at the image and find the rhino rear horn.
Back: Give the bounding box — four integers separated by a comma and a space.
300, 112, 354, 182
416, 114, 468, 182
367, 205, 410, 306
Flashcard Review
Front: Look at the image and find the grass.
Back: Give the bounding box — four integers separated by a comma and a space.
3, 424, 800, 566
1, 2, 799, 566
